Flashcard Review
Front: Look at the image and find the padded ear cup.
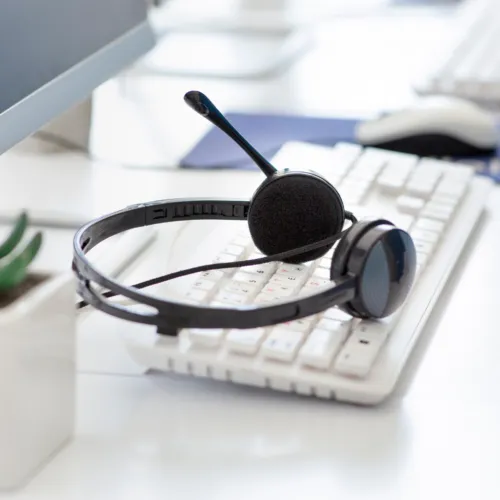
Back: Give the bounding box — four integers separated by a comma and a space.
247, 171, 345, 264
331, 219, 417, 319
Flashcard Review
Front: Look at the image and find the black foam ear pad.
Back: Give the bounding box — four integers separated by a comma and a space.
247, 172, 345, 264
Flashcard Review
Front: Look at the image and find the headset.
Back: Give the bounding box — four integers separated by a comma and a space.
73, 90, 417, 337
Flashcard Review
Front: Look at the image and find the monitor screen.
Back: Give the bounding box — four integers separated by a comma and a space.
0, 0, 155, 154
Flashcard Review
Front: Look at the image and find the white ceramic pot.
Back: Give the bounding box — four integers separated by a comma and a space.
0, 272, 76, 490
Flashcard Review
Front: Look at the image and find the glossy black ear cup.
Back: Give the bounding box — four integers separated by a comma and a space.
247, 171, 345, 264
331, 219, 417, 319
331, 219, 392, 281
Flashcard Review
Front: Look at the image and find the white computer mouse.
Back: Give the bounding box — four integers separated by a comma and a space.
355, 96, 498, 157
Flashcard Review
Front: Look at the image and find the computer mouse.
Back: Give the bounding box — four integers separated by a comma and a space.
355, 96, 498, 157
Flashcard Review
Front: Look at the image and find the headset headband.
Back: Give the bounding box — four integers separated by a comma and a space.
73, 198, 357, 336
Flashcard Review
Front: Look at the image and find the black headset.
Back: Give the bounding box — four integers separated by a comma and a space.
73, 91, 417, 336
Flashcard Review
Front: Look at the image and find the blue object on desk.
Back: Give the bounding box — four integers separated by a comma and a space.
179, 112, 500, 183
180, 113, 358, 170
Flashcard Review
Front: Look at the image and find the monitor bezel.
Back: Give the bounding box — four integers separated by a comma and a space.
0, 21, 155, 155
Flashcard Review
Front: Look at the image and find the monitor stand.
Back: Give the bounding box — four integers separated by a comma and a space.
31, 99, 93, 155
0, 97, 161, 228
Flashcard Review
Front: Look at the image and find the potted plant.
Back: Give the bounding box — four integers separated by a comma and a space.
0, 212, 76, 490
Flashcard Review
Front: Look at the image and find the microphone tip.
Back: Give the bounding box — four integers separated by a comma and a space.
184, 90, 210, 117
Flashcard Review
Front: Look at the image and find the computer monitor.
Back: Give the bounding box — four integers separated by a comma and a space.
0, 0, 155, 156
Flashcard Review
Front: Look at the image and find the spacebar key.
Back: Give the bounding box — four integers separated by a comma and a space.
333, 315, 397, 378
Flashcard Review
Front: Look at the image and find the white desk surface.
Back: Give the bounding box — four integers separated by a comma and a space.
2, 9, 500, 500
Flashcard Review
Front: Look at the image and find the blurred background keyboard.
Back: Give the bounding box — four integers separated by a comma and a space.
125, 141, 492, 405
415, 0, 500, 105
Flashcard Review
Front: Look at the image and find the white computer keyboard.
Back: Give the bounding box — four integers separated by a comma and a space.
125, 141, 492, 405
415, 0, 500, 105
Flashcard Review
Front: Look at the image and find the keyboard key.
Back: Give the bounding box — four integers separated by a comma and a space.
376, 153, 417, 193
280, 316, 318, 333
347, 148, 387, 181
413, 239, 436, 255
405, 162, 443, 198
421, 201, 455, 222
240, 262, 277, 279
261, 328, 305, 362
213, 291, 248, 305
188, 328, 226, 348
377, 175, 408, 194
254, 293, 283, 304
410, 228, 440, 244
185, 289, 210, 303
340, 180, 371, 205
417, 158, 447, 172
226, 328, 266, 355
444, 164, 474, 182
334, 318, 395, 377
430, 192, 459, 207
233, 271, 268, 287
192, 279, 217, 292
323, 308, 353, 323
313, 267, 331, 280
327, 142, 364, 178
271, 141, 319, 171
260, 283, 295, 298
221, 281, 259, 299
268, 273, 306, 289
298, 327, 348, 370
278, 262, 310, 274
434, 178, 467, 201
199, 270, 226, 282
396, 195, 425, 214
414, 217, 445, 233
317, 317, 351, 335
275, 265, 310, 279
406, 179, 439, 199
304, 278, 330, 289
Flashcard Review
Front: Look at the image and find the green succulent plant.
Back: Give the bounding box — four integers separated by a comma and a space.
0, 212, 43, 293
